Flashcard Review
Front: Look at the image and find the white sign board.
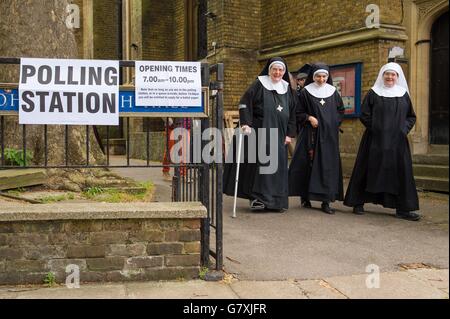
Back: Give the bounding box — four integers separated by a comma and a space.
19, 58, 119, 125
135, 61, 201, 107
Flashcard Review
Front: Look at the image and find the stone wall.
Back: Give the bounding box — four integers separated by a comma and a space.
0, 202, 205, 285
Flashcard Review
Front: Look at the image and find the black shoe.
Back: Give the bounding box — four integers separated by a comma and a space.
321, 202, 335, 214
396, 210, 421, 221
265, 207, 287, 213
353, 205, 365, 215
250, 199, 265, 211
301, 199, 312, 208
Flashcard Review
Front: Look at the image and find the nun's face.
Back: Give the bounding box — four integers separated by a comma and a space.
314, 73, 328, 86
383, 71, 398, 87
269, 65, 285, 83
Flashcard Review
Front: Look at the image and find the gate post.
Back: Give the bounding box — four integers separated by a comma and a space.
200, 116, 210, 267
214, 63, 224, 270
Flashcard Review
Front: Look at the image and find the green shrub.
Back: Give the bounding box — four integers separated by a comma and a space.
43, 272, 56, 287
4, 148, 33, 166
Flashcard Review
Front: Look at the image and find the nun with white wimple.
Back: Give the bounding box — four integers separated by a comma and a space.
344, 62, 420, 221
288, 63, 345, 214
223, 57, 297, 212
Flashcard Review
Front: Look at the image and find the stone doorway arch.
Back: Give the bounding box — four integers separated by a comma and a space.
410, 1, 449, 154
429, 11, 449, 145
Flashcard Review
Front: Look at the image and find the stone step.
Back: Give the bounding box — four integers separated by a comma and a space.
102, 138, 126, 156
429, 144, 449, 155
413, 154, 448, 166
413, 164, 449, 179
0, 169, 47, 191
415, 176, 449, 193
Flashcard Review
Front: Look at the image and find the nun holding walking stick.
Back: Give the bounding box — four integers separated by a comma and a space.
223, 57, 297, 214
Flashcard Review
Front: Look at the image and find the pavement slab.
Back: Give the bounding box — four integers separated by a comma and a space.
406, 268, 449, 290
1, 283, 127, 299
0, 270, 447, 299
229, 281, 307, 299
125, 280, 238, 299
294, 280, 348, 299
324, 271, 448, 299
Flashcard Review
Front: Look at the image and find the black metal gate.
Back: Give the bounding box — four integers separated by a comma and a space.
0, 58, 224, 271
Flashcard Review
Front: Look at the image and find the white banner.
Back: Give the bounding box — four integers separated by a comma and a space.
19, 58, 119, 125
135, 61, 201, 107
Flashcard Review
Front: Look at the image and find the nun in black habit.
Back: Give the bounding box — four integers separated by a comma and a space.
344, 62, 420, 221
223, 57, 297, 212
288, 63, 345, 214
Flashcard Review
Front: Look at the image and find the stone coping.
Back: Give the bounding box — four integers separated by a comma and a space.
0, 168, 46, 178
0, 202, 207, 221
258, 24, 408, 60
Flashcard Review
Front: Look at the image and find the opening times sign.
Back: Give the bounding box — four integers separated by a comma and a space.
135, 61, 202, 107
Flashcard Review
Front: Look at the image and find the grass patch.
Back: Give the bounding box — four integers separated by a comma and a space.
82, 182, 154, 203
7, 187, 26, 196
39, 194, 70, 203
199, 267, 209, 280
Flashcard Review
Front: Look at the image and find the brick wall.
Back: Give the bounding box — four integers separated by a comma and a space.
206, 0, 261, 113
206, 0, 407, 161
142, 0, 175, 60
93, 0, 120, 59
173, 0, 186, 61
260, 0, 403, 48
0, 217, 201, 285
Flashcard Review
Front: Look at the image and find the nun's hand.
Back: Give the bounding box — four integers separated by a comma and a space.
308, 116, 319, 128
241, 125, 252, 135
285, 136, 292, 145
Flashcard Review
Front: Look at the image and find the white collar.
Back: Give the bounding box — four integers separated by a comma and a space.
304, 82, 336, 98
372, 84, 407, 98
258, 75, 289, 94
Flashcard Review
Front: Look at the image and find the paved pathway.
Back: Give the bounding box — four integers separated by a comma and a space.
0, 268, 447, 299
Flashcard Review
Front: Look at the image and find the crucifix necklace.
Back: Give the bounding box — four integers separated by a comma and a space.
272, 93, 284, 112
319, 99, 325, 106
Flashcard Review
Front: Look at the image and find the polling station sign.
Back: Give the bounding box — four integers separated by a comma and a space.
19, 58, 119, 125
135, 61, 201, 107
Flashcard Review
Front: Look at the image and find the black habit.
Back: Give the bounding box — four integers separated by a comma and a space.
223, 58, 297, 211
344, 89, 419, 211
288, 70, 345, 203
